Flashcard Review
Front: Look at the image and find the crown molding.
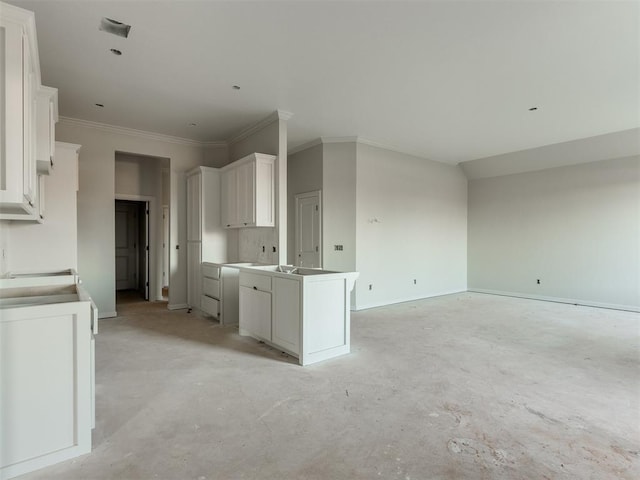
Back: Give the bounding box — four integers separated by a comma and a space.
201, 141, 229, 148
59, 111, 293, 150
59, 116, 210, 147
288, 138, 323, 155
356, 137, 434, 161
321, 136, 359, 144
289, 135, 434, 161
228, 110, 294, 145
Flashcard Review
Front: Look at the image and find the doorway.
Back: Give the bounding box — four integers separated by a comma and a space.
295, 190, 322, 268
115, 199, 149, 302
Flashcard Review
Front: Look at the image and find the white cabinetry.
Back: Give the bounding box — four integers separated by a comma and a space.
186, 167, 226, 310
0, 274, 97, 480
239, 271, 272, 341
221, 153, 275, 228
238, 266, 359, 365
0, 2, 58, 220
201, 262, 220, 319
272, 277, 300, 355
221, 168, 238, 227
35, 86, 58, 175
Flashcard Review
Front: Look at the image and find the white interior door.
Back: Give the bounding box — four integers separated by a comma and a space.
115, 201, 138, 290
295, 191, 322, 268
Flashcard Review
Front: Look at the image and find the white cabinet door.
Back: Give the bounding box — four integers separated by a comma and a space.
0, 299, 93, 479
239, 285, 271, 341
187, 242, 202, 309
35, 86, 57, 175
186, 173, 201, 242
0, 9, 37, 217
254, 156, 274, 227
272, 277, 300, 355
237, 161, 255, 226
35, 174, 45, 223
220, 153, 274, 228
22, 32, 37, 207
221, 168, 238, 228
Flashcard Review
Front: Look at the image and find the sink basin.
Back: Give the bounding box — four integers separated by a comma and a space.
276, 265, 298, 274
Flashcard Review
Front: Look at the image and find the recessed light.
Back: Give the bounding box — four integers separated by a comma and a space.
110, 48, 122, 56
233, 85, 241, 90
529, 107, 538, 111
99, 17, 131, 38
95, 103, 104, 108
188, 123, 197, 127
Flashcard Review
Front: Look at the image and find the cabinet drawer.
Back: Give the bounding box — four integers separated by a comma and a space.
201, 295, 220, 317
239, 272, 271, 292
202, 277, 220, 298
202, 263, 220, 279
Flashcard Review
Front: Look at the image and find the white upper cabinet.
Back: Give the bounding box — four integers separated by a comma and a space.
0, 2, 58, 220
221, 167, 238, 228
221, 153, 275, 229
35, 86, 58, 175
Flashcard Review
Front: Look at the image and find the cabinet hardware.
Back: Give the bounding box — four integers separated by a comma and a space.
253, 286, 257, 290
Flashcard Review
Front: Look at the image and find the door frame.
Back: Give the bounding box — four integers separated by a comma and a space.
162, 205, 170, 290
115, 194, 158, 300
294, 190, 322, 268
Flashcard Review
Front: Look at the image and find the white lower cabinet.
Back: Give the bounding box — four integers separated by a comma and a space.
200, 263, 221, 318
0, 279, 97, 480
239, 286, 272, 341
187, 241, 202, 310
272, 277, 300, 355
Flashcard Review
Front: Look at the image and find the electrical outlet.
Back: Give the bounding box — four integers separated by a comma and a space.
334, 245, 343, 251
536, 279, 541, 284
369, 284, 372, 290
413, 279, 417, 285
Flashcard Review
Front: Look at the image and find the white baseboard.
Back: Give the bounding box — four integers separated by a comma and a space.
98, 311, 117, 319
167, 303, 189, 311
353, 289, 467, 311
469, 289, 640, 313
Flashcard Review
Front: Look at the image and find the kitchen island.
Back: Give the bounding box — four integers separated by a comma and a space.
237, 266, 359, 365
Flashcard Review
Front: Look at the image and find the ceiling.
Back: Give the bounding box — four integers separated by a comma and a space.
7, 0, 640, 165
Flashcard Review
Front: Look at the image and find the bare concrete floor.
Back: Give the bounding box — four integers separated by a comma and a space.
19, 293, 639, 479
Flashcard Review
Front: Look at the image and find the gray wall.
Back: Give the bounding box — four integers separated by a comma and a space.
56, 120, 208, 317
322, 142, 357, 274
468, 155, 640, 310
115, 153, 168, 301
287, 143, 323, 265
354, 143, 468, 310
5, 142, 80, 273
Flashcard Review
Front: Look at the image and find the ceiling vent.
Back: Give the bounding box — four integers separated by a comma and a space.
99, 18, 131, 38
